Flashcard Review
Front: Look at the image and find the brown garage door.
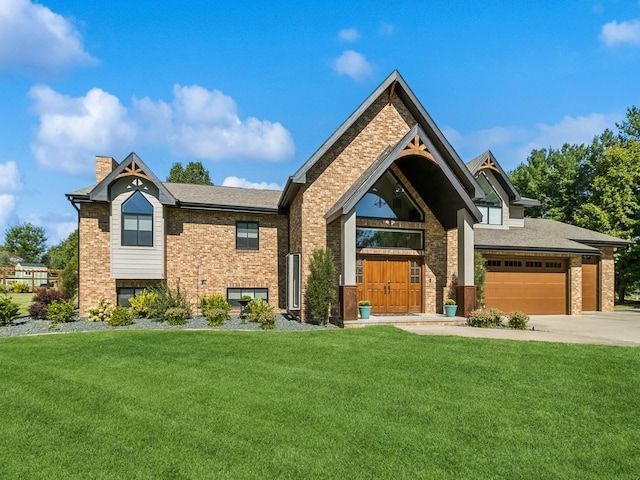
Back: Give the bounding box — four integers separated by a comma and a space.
582, 262, 598, 311
484, 258, 567, 315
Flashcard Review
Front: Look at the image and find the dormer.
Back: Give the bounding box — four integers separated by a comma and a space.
467, 151, 539, 229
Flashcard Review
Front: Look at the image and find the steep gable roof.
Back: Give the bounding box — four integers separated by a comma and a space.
466, 150, 523, 203
88, 152, 177, 205
325, 124, 482, 229
280, 70, 483, 208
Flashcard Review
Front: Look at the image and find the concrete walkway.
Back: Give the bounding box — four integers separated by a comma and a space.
398, 310, 640, 347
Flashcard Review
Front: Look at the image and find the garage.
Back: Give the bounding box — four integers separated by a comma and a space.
483, 257, 567, 315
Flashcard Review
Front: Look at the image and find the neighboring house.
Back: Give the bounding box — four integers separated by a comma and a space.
13, 262, 48, 288
67, 70, 629, 320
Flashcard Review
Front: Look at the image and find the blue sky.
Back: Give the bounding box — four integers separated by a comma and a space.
1, 0, 639, 246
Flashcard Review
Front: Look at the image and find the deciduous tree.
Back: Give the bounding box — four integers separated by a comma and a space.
4, 223, 47, 263
166, 161, 213, 185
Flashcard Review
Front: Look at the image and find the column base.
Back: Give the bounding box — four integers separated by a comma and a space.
339, 285, 358, 320
456, 286, 477, 317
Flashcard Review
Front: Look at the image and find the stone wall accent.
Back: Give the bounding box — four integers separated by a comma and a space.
165, 208, 288, 311
569, 255, 582, 315
96, 156, 117, 184
599, 247, 615, 312
78, 203, 114, 315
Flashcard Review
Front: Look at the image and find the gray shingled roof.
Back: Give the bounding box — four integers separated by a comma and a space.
475, 218, 630, 254
165, 182, 281, 211
68, 182, 281, 212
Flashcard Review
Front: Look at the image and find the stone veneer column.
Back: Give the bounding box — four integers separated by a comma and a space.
456, 209, 476, 316
569, 255, 582, 315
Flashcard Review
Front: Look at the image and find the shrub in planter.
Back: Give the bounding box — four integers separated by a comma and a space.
12, 282, 30, 293
128, 290, 158, 318
247, 298, 276, 329
444, 299, 457, 306
467, 308, 505, 328
0, 294, 20, 326
199, 293, 231, 326
164, 307, 189, 326
508, 311, 529, 330
108, 306, 134, 326
87, 297, 114, 322
29, 287, 69, 320
47, 299, 76, 324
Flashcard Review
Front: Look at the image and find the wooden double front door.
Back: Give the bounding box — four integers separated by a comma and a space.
357, 257, 422, 313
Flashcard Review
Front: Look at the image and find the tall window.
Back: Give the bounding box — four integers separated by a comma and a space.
356, 170, 424, 221
287, 253, 301, 310
475, 172, 502, 225
122, 191, 153, 246
236, 221, 259, 250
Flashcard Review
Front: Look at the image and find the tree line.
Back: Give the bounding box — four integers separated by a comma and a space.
510, 106, 640, 300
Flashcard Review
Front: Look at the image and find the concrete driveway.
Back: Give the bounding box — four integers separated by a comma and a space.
398, 310, 640, 346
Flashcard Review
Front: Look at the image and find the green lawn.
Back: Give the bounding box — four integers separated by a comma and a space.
0, 328, 638, 479
8, 292, 32, 316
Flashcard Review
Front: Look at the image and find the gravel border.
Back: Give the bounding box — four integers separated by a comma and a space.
0, 313, 337, 338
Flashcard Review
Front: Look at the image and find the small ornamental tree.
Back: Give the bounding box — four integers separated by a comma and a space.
474, 251, 487, 309
306, 247, 336, 325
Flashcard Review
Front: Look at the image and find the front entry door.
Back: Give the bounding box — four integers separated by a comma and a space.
357, 258, 421, 313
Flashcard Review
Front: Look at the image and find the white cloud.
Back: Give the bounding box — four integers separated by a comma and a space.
23, 212, 76, 245
600, 19, 640, 46
0, 161, 22, 192
222, 176, 282, 190
446, 112, 621, 168
0, 0, 96, 75
333, 50, 373, 81
515, 113, 620, 160
0, 161, 22, 234
0, 194, 17, 231
338, 28, 360, 42
30, 84, 295, 175
29, 85, 137, 175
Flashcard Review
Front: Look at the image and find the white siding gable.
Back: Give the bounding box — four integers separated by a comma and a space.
110, 178, 165, 279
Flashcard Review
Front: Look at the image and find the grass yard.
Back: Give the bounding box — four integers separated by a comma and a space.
7, 292, 32, 316
0, 327, 638, 479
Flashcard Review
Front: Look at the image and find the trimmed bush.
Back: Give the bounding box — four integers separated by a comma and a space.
47, 300, 76, 324
12, 282, 30, 293
0, 294, 20, 326
508, 311, 529, 330
467, 308, 504, 328
108, 306, 134, 326
200, 293, 231, 326
29, 288, 69, 320
0, 284, 7, 294
87, 298, 114, 322
129, 290, 158, 318
164, 307, 189, 326
149, 281, 192, 321
306, 247, 336, 325
247, 298, 276, 330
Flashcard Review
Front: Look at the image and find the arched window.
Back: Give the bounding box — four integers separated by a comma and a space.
122, 191, 153, 246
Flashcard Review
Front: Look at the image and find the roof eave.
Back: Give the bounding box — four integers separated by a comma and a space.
475, 244, 600, 255
176, 202, 281, 215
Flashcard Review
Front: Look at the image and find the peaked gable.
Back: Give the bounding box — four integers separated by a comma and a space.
466, 150, 522, 203
280, 70, 483, 208
89, 152, 176, 205
326, 124, 482, 228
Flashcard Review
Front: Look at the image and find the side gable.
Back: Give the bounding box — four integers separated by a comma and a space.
280, 70, 484, 209
89, 152, 176, 206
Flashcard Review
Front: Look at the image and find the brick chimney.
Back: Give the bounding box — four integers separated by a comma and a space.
96, 156, 118, 183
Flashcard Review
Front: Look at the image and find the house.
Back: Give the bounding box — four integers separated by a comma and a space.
13, 262, 48, 290
67, 70, 629, 320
